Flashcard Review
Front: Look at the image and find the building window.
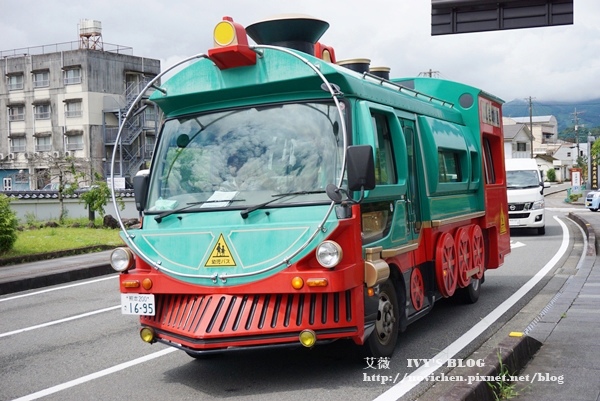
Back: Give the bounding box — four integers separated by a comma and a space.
34, 104, 51, 120
2, 177, 12, 191
64, 68, 81, 85
33, 71, 50, 88
516, 142, 527, 152
10, 137, 26, 153
35, 136, 52, 152
7, 74, 24, 90
65, 101, 82, 118
8, 105, 25, 121
66, 134, 84, 151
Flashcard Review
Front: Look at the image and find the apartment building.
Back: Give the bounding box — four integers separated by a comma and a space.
0, 21, 160, 191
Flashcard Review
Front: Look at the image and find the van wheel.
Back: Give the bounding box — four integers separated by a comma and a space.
459, 277, 481, 304
365, 279, 399, 358
537, 227, 545, 235
590, 208, 598, 212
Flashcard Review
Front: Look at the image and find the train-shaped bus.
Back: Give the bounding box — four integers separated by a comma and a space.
110, 14, 510, 358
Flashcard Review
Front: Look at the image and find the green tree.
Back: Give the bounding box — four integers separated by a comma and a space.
0, 194, 19, 254
79, 172, 124, 224
546, 168, 556, 182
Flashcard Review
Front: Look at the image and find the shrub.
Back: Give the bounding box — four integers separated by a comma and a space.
546, 168, 556, 182
0, 194, 19, 253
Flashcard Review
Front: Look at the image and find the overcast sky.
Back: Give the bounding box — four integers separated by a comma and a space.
2, 0, 598, 103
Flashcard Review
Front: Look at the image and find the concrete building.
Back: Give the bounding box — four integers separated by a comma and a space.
503, 122, 533, 159
0, 20, 160, 191
503, 115, 559, 155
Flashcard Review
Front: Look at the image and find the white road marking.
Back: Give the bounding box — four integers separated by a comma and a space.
511, 241, 526, 249
12, 348, 177, 401
0, 275, 118, 303
0, 305, 120, 338
373, 215, 570, 401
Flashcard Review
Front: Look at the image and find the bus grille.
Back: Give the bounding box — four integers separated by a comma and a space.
140, 291, 356, 341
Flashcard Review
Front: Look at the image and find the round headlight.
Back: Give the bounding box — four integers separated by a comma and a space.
110, 247, 134, 272
316, 241, 342, 268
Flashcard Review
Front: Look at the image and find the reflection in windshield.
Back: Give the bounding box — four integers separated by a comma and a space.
506, 170, 540, 189
147, 102, 345, 211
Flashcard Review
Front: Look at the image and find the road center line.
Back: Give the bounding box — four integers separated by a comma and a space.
0, 305, 120, 338
373, 215, 570, 401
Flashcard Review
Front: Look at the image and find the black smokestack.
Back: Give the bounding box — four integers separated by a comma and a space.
246, 14, 329, 55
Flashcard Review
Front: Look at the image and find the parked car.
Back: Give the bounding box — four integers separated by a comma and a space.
585, 190, 600, 212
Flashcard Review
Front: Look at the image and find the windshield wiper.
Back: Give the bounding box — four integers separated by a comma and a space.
240, 190, 326, 219
155, 199, 245, 223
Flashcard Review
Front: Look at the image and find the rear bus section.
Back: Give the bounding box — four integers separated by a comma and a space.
110, 14, 509, 358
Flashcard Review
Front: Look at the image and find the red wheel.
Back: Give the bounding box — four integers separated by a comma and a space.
410, 268, 425, 311
470, 225, 485, 280
455, 227, 472, 288
435, 232, 457, 298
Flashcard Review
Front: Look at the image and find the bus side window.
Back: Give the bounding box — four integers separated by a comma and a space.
483, 137, 496, 184
371, 113, 397, 185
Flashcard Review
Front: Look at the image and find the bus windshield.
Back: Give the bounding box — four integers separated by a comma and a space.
146, 102, 345, 212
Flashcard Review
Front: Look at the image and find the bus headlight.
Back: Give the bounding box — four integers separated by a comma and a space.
316, 241, 342, 268
110, 247, 134, 272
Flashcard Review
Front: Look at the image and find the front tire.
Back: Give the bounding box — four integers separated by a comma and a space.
365, 279, 399, 358
537, 226, 545, 235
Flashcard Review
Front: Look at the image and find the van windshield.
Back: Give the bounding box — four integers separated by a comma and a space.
506, 170, 540, 189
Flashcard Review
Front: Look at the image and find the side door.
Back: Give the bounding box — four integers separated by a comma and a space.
398, 118, 421, 238
356, 101, 411, 246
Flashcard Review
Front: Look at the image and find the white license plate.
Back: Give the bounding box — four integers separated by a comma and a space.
509, 219, 520, 226
121, 294, 155, 316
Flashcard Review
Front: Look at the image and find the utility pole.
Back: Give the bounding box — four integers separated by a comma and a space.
571, 108, 585, 158
526, 96, 535, 158
419, 69, 440, 78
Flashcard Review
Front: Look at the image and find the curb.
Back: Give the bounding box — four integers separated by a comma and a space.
0, 263, 114, 295
437, 335, 542, 401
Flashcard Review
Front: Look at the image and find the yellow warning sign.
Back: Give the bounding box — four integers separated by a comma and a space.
499, 207, 507, 234
205, 234, 237, 267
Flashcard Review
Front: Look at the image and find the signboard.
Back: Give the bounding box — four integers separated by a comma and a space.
431, 0, 573, 35
571, 168, 581, 195
107, 177, 126, 189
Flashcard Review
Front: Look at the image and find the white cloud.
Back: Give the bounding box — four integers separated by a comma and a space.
1, 0, 598, 102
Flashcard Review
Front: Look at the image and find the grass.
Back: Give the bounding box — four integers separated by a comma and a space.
0, 217, 124, 261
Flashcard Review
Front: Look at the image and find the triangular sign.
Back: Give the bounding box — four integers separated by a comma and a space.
205, 234, 237, 267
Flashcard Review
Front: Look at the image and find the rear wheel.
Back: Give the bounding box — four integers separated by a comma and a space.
459, 277, 481, 304
366, 279, 399, 358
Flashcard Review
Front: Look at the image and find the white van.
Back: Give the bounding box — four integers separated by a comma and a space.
505, 158, 550, 235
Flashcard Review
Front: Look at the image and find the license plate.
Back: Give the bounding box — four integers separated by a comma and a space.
509, 219, 519, 226
121, 294, 155, 316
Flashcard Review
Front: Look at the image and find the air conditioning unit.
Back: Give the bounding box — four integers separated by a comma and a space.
25, 152, 33, 159
0, 153, 4, 160
64, 151, 72, 157
8, 153, 15, 160
52, 151, 61, 158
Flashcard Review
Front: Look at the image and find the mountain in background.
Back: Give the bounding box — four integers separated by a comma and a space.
502, 98, 600, 133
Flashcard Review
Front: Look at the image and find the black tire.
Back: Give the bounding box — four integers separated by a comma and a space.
591, 208, 598, 212
537, 226, 545, 235
459, 277, 481, 304
365, 279, 400, 358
